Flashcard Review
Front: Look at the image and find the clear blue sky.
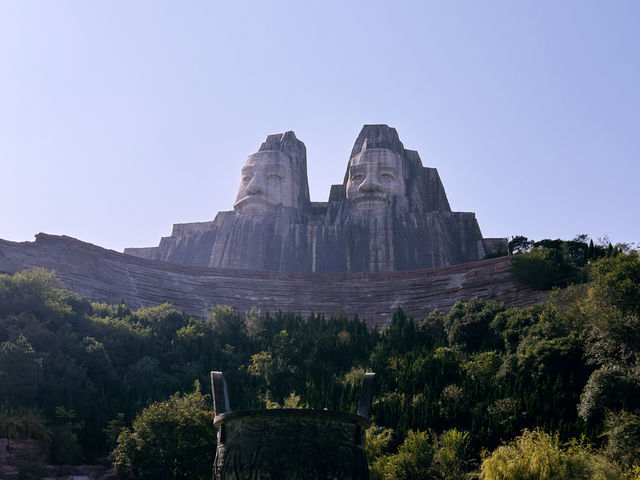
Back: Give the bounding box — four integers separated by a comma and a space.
2, 1, 639, 252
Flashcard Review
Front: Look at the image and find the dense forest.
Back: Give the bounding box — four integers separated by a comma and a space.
0, 237, 639, 479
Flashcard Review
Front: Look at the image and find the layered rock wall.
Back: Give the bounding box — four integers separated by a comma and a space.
1, 234, 545, 328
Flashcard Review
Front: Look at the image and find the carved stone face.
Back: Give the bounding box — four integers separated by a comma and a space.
234, 151, 297, 213
346, 148, 406, 210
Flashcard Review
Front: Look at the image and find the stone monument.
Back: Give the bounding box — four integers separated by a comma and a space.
210, 371, 375, 479
125, 125, 505, 272
233, 130, 310, 214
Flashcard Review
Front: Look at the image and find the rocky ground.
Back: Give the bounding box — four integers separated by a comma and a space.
0, 438, 122, 480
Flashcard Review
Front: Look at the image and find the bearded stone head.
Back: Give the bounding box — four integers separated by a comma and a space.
234, 131, 310, 214
343, 124, 452, 213
344, 125, 408, 211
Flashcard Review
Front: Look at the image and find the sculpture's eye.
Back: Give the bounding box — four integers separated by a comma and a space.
351, 174, 363, 182
267, 174, 282, 181
381, 173, 394, 181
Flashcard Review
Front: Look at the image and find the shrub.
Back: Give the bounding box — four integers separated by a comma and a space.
111, 383, 216, 480
510, 246, 586, 290
480, 429, 620, 480
377, 430, 436, 480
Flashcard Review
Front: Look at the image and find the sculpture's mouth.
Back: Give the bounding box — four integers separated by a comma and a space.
350, 194, 390, 210
234, 195, 280, 213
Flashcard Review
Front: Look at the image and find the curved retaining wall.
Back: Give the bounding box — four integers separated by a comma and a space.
0, 234, 546, 328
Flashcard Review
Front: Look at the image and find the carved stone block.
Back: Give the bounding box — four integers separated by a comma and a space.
213, 411, 369, 480
210, 371, 375, 479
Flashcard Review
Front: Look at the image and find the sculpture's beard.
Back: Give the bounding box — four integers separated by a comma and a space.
349, 193, 391, 210
234, 195, 281, 213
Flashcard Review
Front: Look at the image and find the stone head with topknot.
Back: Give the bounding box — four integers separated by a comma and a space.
234, 131, 310, 214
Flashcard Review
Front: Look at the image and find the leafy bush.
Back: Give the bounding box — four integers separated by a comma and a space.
511, 247, 587, 290
49, 407, 85, 465
578, 365, 640, 422
372, 430, 436, 480
511, 247, 561, 290
510, 239, 590, 290
480, 429, 620, 480
432, 428, 471, 479
602, 410, 640, 470
444, 298, 504, 352
590, 251, 640, 316
111, 384, 216, 480
370, 428, 472, 480
0, 407, 50, 443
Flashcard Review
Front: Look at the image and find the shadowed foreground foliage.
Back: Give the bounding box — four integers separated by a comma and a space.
0, 246, 638, 477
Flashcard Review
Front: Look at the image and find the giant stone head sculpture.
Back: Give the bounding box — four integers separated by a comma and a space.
234, 131, 310, 214
345, 125, 408, 211
343, 125, 452, 214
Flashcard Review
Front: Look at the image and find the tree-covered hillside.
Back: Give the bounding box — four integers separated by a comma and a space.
0, 247, 639, 478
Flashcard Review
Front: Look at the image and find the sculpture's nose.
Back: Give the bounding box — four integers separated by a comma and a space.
358, 175, 383, 193
246, 175, 265, 195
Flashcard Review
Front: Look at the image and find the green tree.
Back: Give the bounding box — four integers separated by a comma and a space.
445, 298, 504, 352
590, 251, 640, 317
0, 335, 42, 405
509, 236, 533, 255
578, 365, 640, 422
510, 240, 588, 290
480, 429, 620, 480
601, 410, 640, 471
432, 428, 471, 479
111, 383, 216, 480
510, 247, 561, 290
50, 406, 85, 465
375, 430, 436, 480
0, 268, 67, 318
366, 424, 394, 467
133, 303, 185, 338
0, 407, 51, 443
207, 304, 244, 339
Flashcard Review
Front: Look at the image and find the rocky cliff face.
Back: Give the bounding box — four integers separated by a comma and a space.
1, 234, 545, 328
125, 125, 506, 272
